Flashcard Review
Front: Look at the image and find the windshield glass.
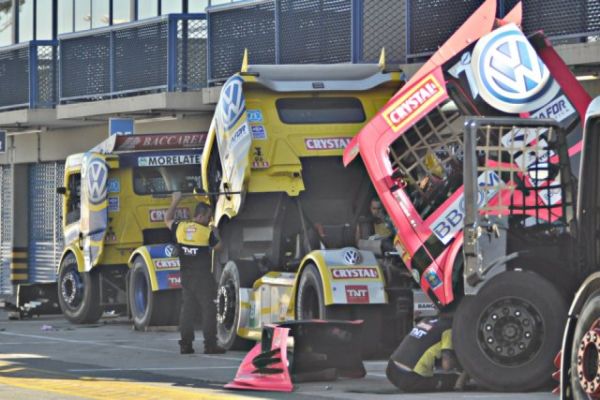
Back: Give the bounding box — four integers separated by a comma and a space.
133, 165, 201, 195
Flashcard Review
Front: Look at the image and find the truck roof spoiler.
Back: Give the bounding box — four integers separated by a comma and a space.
90, 132, 207, 154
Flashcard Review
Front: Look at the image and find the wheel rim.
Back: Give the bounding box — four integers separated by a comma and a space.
299, 285, 320, 320
477, 297, 544, 367
577, 319, 600, 397
216, 280, 236, 330
60, 265, 84, 310
133, 271, 148, 317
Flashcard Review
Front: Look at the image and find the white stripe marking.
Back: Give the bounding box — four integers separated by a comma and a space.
68, 366, 238, 372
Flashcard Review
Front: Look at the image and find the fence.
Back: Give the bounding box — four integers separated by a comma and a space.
0, 41, 57, 110
59, 14, 207, 103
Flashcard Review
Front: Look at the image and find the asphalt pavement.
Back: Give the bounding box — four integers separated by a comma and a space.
0, 310, 556, 400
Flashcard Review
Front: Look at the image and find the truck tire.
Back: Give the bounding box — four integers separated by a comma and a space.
453, 270, 567, 391
57, 253, 103, 324
569, 290, 600, 399
216, 260, 260, 350
296, 264, 351, 321
129, 257, 179, 330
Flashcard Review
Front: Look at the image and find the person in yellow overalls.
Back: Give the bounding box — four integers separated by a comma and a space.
165, 191, 226, 355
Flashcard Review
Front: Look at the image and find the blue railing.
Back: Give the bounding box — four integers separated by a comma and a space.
58, 14, 207, 103
0, 41, 57, 110
0, 1, 598, 109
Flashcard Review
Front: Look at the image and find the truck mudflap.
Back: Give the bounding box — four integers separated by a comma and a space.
128, 244, 181, 291
297, 248, 387, 306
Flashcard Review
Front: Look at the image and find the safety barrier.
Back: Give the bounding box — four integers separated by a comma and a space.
0, 41, 57, 111
59, 14, 207, 103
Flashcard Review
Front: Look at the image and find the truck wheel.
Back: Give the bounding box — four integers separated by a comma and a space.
216, 260, 259, 350
453, 270, 567, 391
129, 258, 178, 330
57, 253, 103, 324
569, 290, 600, 399
296, 264, 350, 321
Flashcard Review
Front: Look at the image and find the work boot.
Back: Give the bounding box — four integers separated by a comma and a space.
179, 340, 195, 355
204, 344, 226, 354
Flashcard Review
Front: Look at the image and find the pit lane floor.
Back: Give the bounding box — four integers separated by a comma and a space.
0, 311, 554, 400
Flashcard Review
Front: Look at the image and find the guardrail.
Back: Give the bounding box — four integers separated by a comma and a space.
0, 41, 57, 111
58, 14, 207, 103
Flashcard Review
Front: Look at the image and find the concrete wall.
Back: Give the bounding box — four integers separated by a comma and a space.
0, 114, 214, 165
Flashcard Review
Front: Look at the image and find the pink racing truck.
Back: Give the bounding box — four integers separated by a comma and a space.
344, 0, 591, 391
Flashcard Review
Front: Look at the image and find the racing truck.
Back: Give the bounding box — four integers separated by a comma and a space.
343, 0, 591, 391
201, 57, 428, 355
557, 98, 600, 400
55, 132, 206, 330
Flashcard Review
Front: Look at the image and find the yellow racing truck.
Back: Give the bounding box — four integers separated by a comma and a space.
56, 132, 206, 330
202, 59, 425, 353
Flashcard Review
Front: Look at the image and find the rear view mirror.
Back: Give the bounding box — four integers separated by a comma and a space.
56, 187, 67, 195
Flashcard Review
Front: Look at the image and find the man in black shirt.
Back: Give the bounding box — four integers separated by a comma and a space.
165, 191, 226, 355
386, 315, 460, 392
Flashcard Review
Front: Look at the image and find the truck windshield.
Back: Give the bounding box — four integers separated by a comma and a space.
133, 165, 201, 195
276, 97, 366, 124
388, 100, 463, 219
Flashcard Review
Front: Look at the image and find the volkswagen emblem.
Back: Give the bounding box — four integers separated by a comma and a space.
343, 249, 361, 265
219, 76, 246, 130
86, 158, 108, 205
165, 244, 176, 258
472, 24, 560, 114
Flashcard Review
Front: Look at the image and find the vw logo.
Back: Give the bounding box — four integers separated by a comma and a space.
86, 158, 108, 205
343, 249, 361, 265
219, 76, 245, 130
164, 244, 176, 258
472, 24, 560, 114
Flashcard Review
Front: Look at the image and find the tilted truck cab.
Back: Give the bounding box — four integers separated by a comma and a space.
201, 61, 429, 355
343, 0, 591, 391
57, 133, 206, 329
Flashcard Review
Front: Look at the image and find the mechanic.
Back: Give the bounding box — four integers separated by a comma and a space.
164, 191, 226, 355
356, 197, 395, 244
386, 315, 462, 392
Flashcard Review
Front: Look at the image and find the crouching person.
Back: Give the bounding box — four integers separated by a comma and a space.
386, 315, 461, 392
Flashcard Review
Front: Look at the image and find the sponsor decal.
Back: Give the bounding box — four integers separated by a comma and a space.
382, 75, 445, 132
531, 95, 575, 123
154, 258, 179, 269
230, 124, 249, 148
342, 249, 361, 265
415, 302, 436, 311
220, 76, 245, 130
164, 244, 177, 257
116, 133, 206, 151
108, 196, 119, 212
181, 246, 198, 256
149, 208, 189, 223
86, 158, 108, 205
167, 274, 181, 288
430, 171, 501, 244
409, 327, 428, 339
472, 24, 560, 114
247, 110, 263, 123
251, 125, 267, 140
345, 285, 370, 304
305, 137, 351, 150
137, 154, 201, 167
185, 226, 196, 241
331, 267, 379, 279
425, 269, 442, 289
107, 178, 120, 193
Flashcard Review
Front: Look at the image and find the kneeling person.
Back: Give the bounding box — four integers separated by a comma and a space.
165, 191, 226, 355
386, 316, 460, 392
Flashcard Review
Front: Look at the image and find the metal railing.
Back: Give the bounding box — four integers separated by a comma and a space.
0, 41, 58, 111
58, 14, 207, 103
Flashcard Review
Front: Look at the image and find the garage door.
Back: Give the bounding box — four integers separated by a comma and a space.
0, 165, 13, 295
28, 162, 65, 283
